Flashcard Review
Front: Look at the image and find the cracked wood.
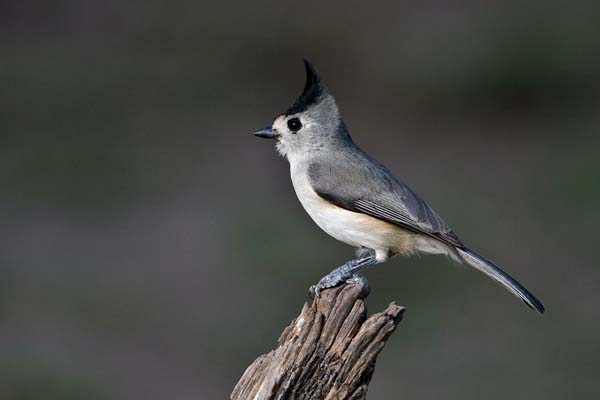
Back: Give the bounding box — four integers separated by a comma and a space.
231, 284, 404, 400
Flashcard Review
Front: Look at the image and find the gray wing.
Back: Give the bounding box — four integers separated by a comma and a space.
308, 151, 464, 248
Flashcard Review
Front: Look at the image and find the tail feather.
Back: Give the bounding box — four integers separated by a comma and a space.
456, 247, 544, 314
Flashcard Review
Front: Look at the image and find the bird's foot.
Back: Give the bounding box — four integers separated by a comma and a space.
309, 272, 346, 299
345, 274, 370, 298
309, 256, 377, 299
309, 273, 369, 299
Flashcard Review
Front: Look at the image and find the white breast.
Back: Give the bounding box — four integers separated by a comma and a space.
289, 161, 417, 261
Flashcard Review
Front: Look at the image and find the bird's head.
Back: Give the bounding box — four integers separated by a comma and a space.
253, 60, 349, 160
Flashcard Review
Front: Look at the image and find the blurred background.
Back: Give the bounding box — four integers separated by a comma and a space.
1, 1, 599, 399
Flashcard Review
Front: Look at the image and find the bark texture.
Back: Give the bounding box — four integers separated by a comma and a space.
231, 283, 404, 400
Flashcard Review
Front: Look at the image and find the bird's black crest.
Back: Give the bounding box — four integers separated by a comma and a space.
284, 60, 326, 115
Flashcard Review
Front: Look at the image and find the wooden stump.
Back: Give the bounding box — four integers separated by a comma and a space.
231, 283, 404, 400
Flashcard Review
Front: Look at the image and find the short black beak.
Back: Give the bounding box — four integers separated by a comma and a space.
253, 125, 278, 139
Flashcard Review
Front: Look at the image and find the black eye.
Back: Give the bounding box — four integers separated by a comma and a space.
287, 117, 302, 132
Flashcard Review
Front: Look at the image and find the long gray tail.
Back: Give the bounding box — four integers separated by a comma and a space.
456, 247, 544, 314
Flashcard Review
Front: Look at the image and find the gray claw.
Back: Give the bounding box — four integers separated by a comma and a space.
309, 274, 344, 299
345, 274, 370, 298
309, 256, 377, 300
309, 273, 370, 299
308, 285, 318, 299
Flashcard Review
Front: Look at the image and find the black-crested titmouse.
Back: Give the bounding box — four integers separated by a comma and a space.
253, 60, 544, 313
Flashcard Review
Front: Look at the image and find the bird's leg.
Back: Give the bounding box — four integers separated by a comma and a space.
309, 254, 378, 298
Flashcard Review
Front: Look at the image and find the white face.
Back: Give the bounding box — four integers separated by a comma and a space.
271, 96, 341, 161
272, 114, 309, 158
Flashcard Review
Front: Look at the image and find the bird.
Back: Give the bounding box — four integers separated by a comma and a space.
253, 60, 544, 314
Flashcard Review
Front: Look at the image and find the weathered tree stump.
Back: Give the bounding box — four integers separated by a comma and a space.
231, 283, 404, 400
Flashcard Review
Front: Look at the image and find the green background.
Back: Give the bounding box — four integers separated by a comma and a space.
1, 1, 599, 399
